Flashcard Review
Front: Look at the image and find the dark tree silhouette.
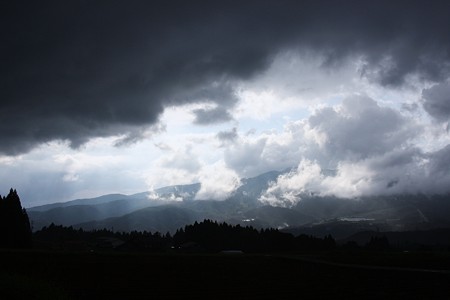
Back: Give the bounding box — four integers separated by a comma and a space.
33, 220, 339, 253
295, 234, 336, 252
0, 189, 32, 248
365, 235, 390, 251
173, 219, 297, 253
34, 224, 173, 252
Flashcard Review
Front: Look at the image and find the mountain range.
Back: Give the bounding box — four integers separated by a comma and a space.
27, 170, 450, 239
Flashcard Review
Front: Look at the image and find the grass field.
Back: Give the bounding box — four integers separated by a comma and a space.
1, 250, 449, 299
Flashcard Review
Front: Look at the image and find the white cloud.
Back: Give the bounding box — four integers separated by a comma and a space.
259, 159, 323, 207
252, 94, 450, 206
194, 162, 241, 201
147, 186, 184, 202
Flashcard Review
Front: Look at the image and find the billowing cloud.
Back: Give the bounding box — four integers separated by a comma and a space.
194, 162, 241, 201
225, 95, 420, 177
243, 95, 450, 206
2, 1, 450, 154
261, 144, 450, 207
306, 95, 420, 165
259, 159, 324, 207
225, 133, 299, 177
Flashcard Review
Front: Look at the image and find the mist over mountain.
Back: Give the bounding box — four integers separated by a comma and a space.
27, 170, 450, 238
28, 184, 200, 230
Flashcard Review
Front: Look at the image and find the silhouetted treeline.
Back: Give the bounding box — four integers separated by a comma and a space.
365, 236, 390, 251
173, 220, 294, 252
33, 220, 336, 253
173, 219, 335, 252
0, 189, 32, 248
34, 223, 172, 252
35, 221, 450, 253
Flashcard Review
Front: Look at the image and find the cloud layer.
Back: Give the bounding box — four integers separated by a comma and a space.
2, 1, 450, 154
255, 96, 450, 206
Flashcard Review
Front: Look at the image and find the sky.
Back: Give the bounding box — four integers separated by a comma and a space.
1, 0, 450, 207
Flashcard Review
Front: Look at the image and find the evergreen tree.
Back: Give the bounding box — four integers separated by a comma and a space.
0, 189, 32, 248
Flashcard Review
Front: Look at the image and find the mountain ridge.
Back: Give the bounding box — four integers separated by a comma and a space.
27, 170, 450, 238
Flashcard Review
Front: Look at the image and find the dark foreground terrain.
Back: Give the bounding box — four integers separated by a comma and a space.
1, 250, 449, 299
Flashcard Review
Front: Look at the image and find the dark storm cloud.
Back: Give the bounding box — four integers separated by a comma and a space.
184, 83, 238, 125
113, 123, 166, 147
192, 107, 233, 125
216, 127, 238, 146
422, 82, 450, 122
2, 0, 450, 154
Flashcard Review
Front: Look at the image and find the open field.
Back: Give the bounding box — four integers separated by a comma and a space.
1, 250, 449, 299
